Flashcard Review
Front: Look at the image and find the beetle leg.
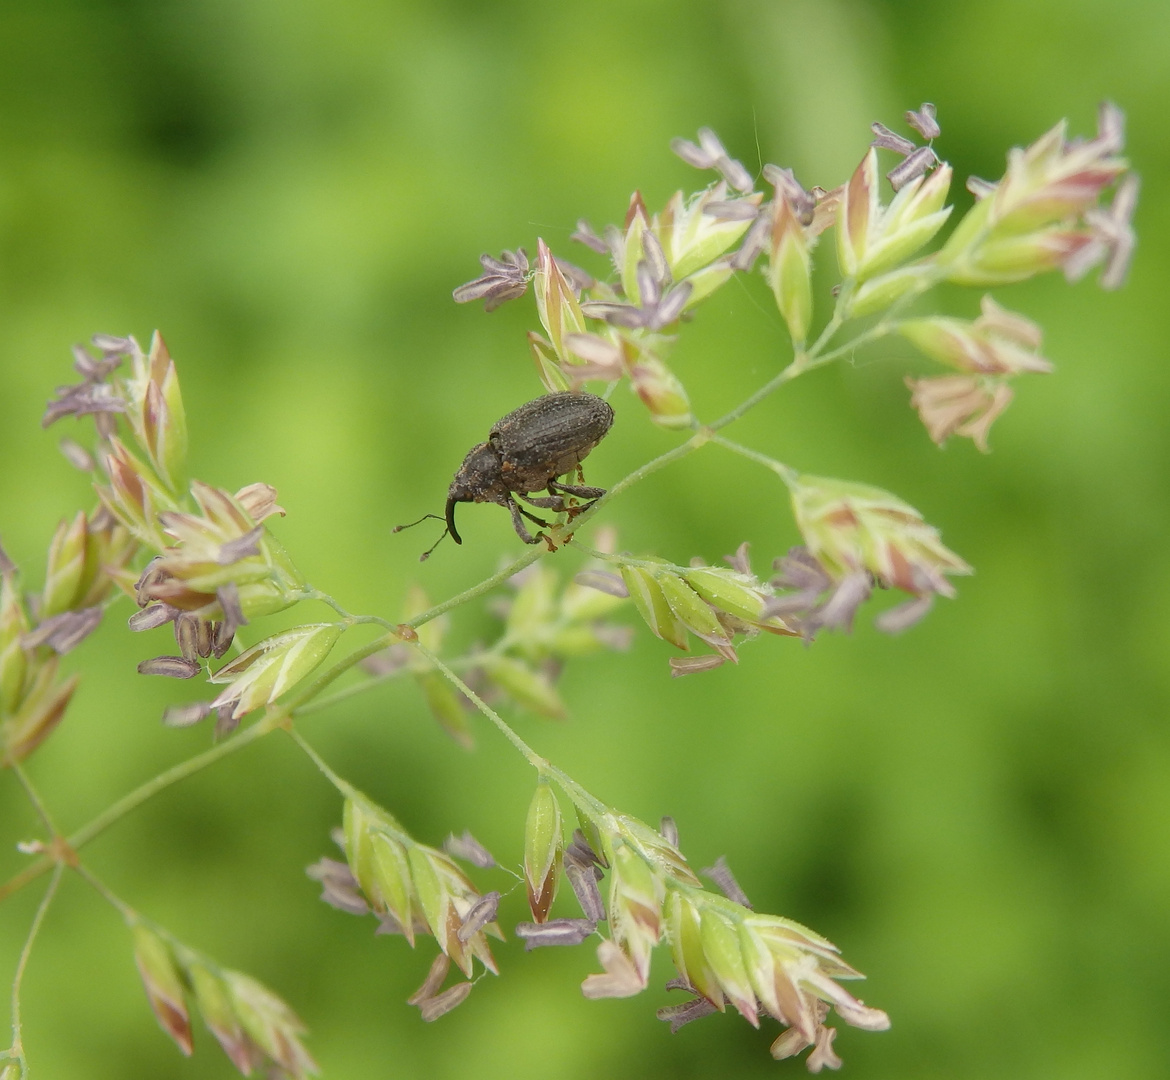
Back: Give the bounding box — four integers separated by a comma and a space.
549, 480, 606, 501
517, 506, 554, 527
507, 498, 549, 544
520, 493, 567, 511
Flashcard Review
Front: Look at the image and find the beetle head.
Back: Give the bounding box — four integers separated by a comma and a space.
396, 443, 505, 560
445, 442, 505, 545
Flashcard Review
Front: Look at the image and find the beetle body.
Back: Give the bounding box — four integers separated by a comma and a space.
445, 391, 614, 546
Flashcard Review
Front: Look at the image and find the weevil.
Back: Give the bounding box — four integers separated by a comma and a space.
396, 391, 614, 559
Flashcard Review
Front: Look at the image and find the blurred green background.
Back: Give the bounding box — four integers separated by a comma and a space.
2, 1, 1168, 1077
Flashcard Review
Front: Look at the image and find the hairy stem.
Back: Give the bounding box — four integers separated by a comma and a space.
706, 361, 807, 433
293, 670, 404, 717
413, 641, 542, 766
72, 863, 225, 977
0, 862, 50, 908
69, 630, 397, 851
294, 653, 481, 717
811, 317, 901, 366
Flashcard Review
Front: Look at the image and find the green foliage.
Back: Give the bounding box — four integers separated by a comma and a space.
1, 2, 1168, 1078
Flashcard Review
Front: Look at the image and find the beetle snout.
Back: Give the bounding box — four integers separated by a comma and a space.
445, 496, 463, 545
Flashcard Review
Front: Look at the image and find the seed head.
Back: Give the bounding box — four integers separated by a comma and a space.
132, 924, 193, 1055
0, 629, 80, 766
532, 239, 587, 365
906, 375, 1014, 453
208, 624, 341, 722
701, 855, 752, 909
524, 780, 563, 922
619, 555, 794, 668
161, 701, 213, 728
1065, 172, 1139, 289
130, 482, 303, 633
23, 607, 104, 655
565, 808, 890, 1069
900, 313, 1051, 377
782, 476, 971, 633
221, 969, 318, 1076
661, 181, 762, 277
306, 857, 369, 916
121, 331, 189, 496
443, 830, 496, 869
941, 104, 1132, 288
766, 190, 814, 343
338, 795, 501, 976
837, 150, 952, 281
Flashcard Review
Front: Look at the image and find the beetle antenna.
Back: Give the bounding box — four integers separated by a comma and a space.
393, 513, 444, 533
393, 514, 450, 561
418, 527, 451, 561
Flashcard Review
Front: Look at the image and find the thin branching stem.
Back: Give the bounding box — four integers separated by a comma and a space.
406, 548, 545, 629
303, 587, 396, 630
412, 641, 542, 766
0, 309, 891, 907
1, 630, 401, 903
10, 763, 58, 837
284, 728, 359, 801
812, 318, 901, 366
68, 720, 273, 854
71, 863, 137, 923
294, 653, 482, 716
710, 435, 800, 487
804, 278, 857, 359
4, 863, 64, 1072
72, 863, 217, 973
67, 630, 397, 849
293, 669, 405, 716
0, 861, 51, 909
411, 640, 608, 820
0, 724, 268, 903
705, 361, 807, 432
